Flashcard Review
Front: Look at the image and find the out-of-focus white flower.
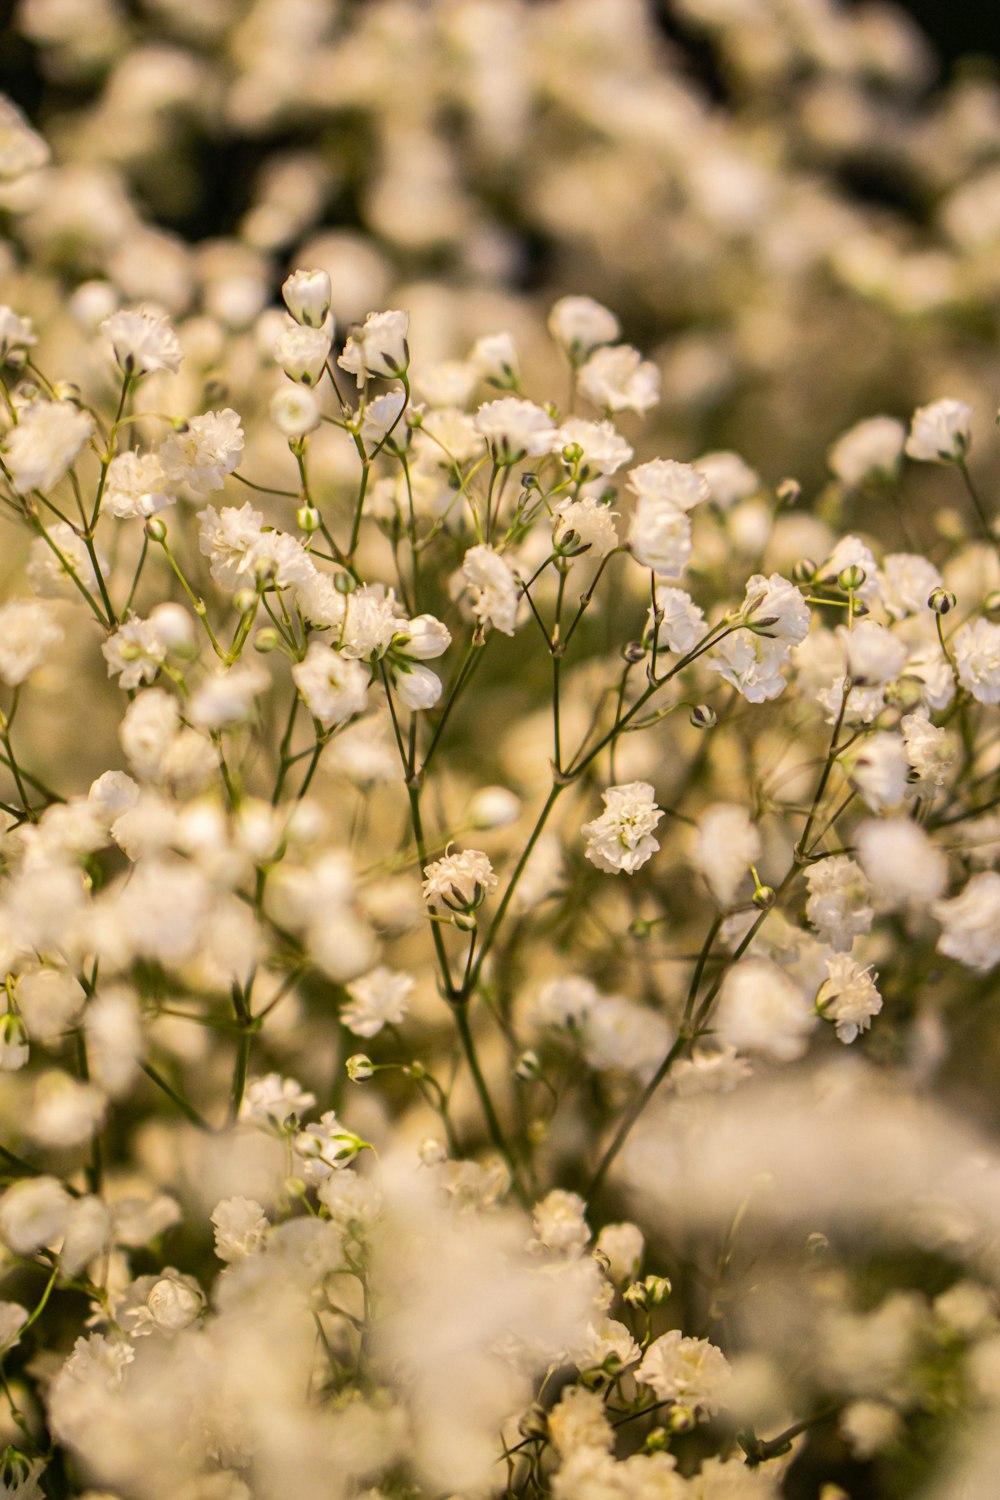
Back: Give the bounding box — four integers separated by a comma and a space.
636, 1330, 732, 1415
628, 459, 710, 515
101, 616, 168, 689
553, 418, 632, 476
627, 495, 691, 577
0, 306, 36, 364
0, 96, 50, 179
692, 803, 761, 908
595, 1222, 644, 1283
341, 966, 414, 1037
270, 384, 321, 437
828, 416, 906, 487
338, 308, 409, 384
848, 733, 910, 812
578, 345, 660, 414
582, 781, 663, 875
547, 1384, 615, 1456
28, 1070, 106, 1148
291, 642, 369, 727
934, 871, 1000, 973
126, 1270, 205, 1337
211, 1196, 269, 1262
0, 1300, 28, 1351
422, 848, 497, 911
805, 855, 874, 950
0, 1176, 73, 1254
548, 295, 620, 359
104, 450, 173, 519
855, 817, 948, 910
460, 544, 520, 635
554, 495, 619, 558
816, 955, 883, 1043
905, 398, 973, 462
473, 397, 555, 465
101, 306, 182, 376
240, 1073, 316, 1129
469, 331, 519, 385
715, 958, 815, 1061
694, 450, 760, 508
4, 401, 94, 493
0, 599, 62, 685
282, 268, 332, 328
880, 553, 943, 618
533, 1189, 589, 1255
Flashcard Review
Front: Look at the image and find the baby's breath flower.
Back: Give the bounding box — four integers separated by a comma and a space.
905, 398, 973, 462
101, 306, 182, 376
582, 781, 663, 875
422, 848, 497, 912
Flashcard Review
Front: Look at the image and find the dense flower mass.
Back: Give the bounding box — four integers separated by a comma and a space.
1, 5, 1000, 1500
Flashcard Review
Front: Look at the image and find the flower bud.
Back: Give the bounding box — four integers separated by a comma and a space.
282, 269, 332, 329
776, 477, 801, 507
254, 628, 281, 653
346, 1054, 374, 1082
629, 916, 651, 938
145, 516, 168, 543
561, 442, 584, 467
668, 1406, 695, 1433
985, 590, 1000, 619
334, 571, 357, 595
296, 504, 321, 534
791, 558, 816, 584
690, 703, 717, 729
928, 587, 957, 615
0, 1012, 29, 1071
752, 883, 776, 910
838, 564, 867, 591
644, 1428, 669, 1453
514, 1049, 541, 1082
417, 1137, 447, 1167
233, 588, 258, 617
623, 641, 647, 664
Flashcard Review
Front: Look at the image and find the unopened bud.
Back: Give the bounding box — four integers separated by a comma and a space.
629, 916, 651, 938
561, 442, 584, 467
54, 381, 83, 405
806, 1231, 830, 1254
624, 1274, 672, 1309
145, 516, 167, 543
985, 590, 1000, 619
334, 571, 357, 595
644, 1428, 669, 1453
752, 884, 776, 911
519, 1403, 548, 1441
838, 564, 866, 592
417, 1137, 447, 1167
254, 628, 281, 653
928, 587, 956, 615
296, 504, 321, 534
623, 641, 647, 664
346, 1054, 374, 1082
791, 558, 816, 585
453, 911, 478, 932
0, 1012, 29, 1070
233, 588, 258, 617
668, 1406, 695, 1433
690, 703, 717, 729
514, 1049, 541, 1081
776, 478, 801, 507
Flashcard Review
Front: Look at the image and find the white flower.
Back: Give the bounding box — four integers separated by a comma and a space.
627, 495, 691, 577
240, 1072, 316, 1128
102, 616, 168, 689
901, 710, 954, 791
554, 495, 619, 558
101, 306, 182, 376
880, 553, 943, 618
742, 572, 811, 644
159, 408, 244, 493
27, 521, 104, 600
119, 688, 180, 778
127, 1270, 204, 1336
4, 401, 94, 493
295, 1111, 366, 1175
905, 398, 973, 462
636, 1331, 732, 1415
338, 308, 409, 384
469, 331, 519, 385
953, 618, 1000, 704
547, 1385, 614, 1457
709, 631, 791, 703
211, 1196, 269, 1262
341, 966, 414, 1037
422, 848, 497, 911
0, 96, 49, 180
0, 1301, 28, 1351
595, 1222, 644, 1282
816, 955, 882, 1043
0, 306, 36, 363
104, 450, 173, 519
548, 295, 621, 358
361, 388, 408, 452
0, 600, 62, 685
533, 1189, 589, 1255
582, 781, 663, 875
694, 450, 759, 508
473, 397, 556, 464
692, 804, 761, 908
28, 1070, 106, 1148
934, 871, 1000, 973
841, 620, 907, 685
527, 975, 600, 1031
828, 416, 906, 487
848, 733, 909, 812
651, 586, 706, 654
460, 544, 520, 635
270, 385, 321, 437
0, 1176, 73, 1254
292, 642, 369, 727
805, 855, 874, 950
627, 459, 711, 514
0, 1014, 28, 1071
282, 268, 332, 328
188, 662, 270, 729
855, 817, 948, 909
715, 958, 815, 1061
578, 345, 660, 414
819, 535, 880, 599
552, 418, 633, 476
274, 318, 332, 385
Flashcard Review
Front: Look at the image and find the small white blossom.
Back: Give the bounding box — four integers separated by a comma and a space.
0, 600, 63, 685
828, 416, 906, 487
533, 1189, 589, 1255
855, 817, 948, 909
460, 544, 521, 635
548, 295, 620, 358
715, 958, 815, 1061
636, 1331, 732, 1415
849, 733, 910, 812
934, 871, 1000, 973
338, 308, 409, 384
469, 331, 519, 385
211, 1196, 269, 1262
578, 345, 660, 414
159, 409, 244, 493
104, 450, 173, 519
292, 642, 369, 727
805, 855, 874, 950
583, 781, 663, 875
554, 495, 619, 558
240, 1073, 316, 1129
102, 616, 168, 689
953, 618, 1000, 704
473, 397, 556, 465
341, 966, 414, 1037
101, 306, 182, 376
274, 318, 332, 385
282, 268, 332, 328
4, 401, 94, 493
0, 306, 36, 364
905, 398, 973, 462
422, 848, 497, 911
692, 803, 761, 908
816, 955, 883, 1043
270, 385, 321, 437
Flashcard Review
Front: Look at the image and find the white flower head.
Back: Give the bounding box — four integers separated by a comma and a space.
828, 416, 906, 488
0, 600, 63, 686
548, 295, 621, 359
292, 642, 369, 727
715, 958, 815, 1061
274, 318, 332, 385
282, 268, 332, 328
459, 544, 521, 636
101, 306, 182, 376
578, 344, 660, 414
104, 450, 173, 519
905, 398, 973, 463
341, 966, 414, 1037
160, 409, 244, 493
582, 781, 663, 875
473, 397, 556, 465
422, 848, 497, 912
816, 955, 883, 1043
636, 1331, 732, 1416
338, 308, 409, 385
4, 401, 94, 493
